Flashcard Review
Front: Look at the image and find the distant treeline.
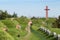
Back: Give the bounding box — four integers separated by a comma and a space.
0, 10, 17, 20
0, 10, 57, 20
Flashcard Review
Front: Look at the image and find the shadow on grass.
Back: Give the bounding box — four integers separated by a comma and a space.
37, 29, 56, 40
30, 27, 56, 40
30, 27, 48, 40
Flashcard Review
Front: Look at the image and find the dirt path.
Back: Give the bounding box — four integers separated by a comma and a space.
22, 26, 31, 40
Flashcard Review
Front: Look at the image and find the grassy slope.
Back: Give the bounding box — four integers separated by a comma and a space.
0, 18, 60, 40
0, 21, 14, 40
1, 19, 27, 40
0, 30, 14, 40
15, 18, 29, 30
0, 21, 6, 29
1, 20, 19, 40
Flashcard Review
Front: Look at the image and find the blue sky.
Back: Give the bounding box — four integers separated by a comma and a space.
0, 0, 60, 17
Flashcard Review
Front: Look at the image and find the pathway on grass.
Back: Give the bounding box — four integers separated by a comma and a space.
21, 20, 52, 40
22, 26, 31, 40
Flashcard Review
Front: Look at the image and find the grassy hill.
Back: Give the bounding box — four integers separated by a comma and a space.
1, 19, 27, 40
0, 18, 60, 40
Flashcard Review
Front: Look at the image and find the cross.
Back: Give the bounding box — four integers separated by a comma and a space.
44, 6, 50, 20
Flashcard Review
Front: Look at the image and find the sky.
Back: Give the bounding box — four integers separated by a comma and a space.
0, 0, 60, 17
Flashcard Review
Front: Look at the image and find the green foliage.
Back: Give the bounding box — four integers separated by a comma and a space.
52, 16, 60, 28
0, 17, 59, 40
12, 12, 17, 18
0, 10, 18, 20
15, 17, 29, 30
0, 10, 8, 20
1, 19, 27, 40
7, 14, 12, 18
31, 16, 38, 19
0, 21, 6, 29
0, 30, 14, 40
1, 20, 15, 28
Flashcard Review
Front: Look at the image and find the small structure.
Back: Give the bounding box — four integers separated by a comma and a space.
16, 24, 21, 30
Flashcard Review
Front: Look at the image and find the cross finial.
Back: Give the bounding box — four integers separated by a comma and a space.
45, 6, 50, 20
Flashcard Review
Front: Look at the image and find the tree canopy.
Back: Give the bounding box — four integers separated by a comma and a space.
52, 16, 60, 28
0, 10, 17, 20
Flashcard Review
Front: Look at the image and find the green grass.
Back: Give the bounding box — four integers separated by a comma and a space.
43, 18, 60, 34
0, 30, 14, 40
29, 25, 54, 40
15, 18, 29, 30
0, 18, 59, 40
0, 21, 6, 29
1, 19, 27, 40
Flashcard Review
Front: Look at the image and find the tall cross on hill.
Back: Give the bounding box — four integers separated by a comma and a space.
44, 6, 50, 20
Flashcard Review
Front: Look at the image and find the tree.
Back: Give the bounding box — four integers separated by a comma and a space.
31, 16, 37, 19
0, 10, 3, 19
7, 14, 12, 18
0, 10, 8, 19
12, 12, 17, 18
53, 16, 60, 28
0, 10, 18, 20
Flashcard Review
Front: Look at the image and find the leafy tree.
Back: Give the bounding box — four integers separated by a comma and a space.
7, 14, 12, 18
20, 16, 27, 19
0, 10, 18, 20
0, 10, 8, 19
12, 12, 17, 18
31, 16, 37, 19
53, 16, 60, 28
